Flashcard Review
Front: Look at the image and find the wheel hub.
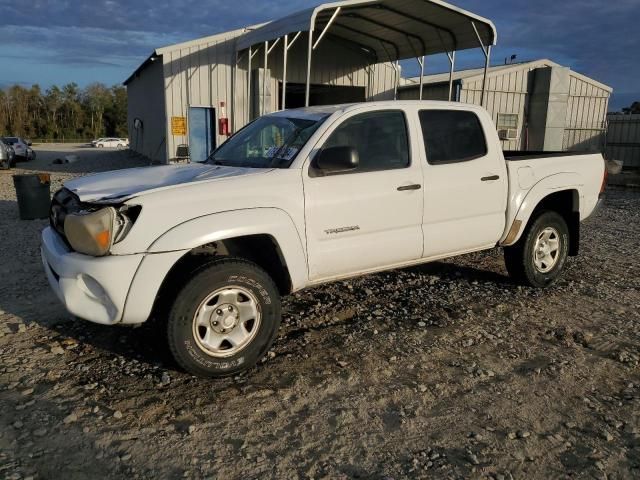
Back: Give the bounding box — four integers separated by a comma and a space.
192, 286, 261, 358
533, 227, 561, 273
209, 304, 239, 333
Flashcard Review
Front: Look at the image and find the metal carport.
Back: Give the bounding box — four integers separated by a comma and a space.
235, 0, 497, 116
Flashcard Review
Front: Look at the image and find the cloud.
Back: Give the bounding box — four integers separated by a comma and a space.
456, 0, 639, 93
0, 0, 637, 108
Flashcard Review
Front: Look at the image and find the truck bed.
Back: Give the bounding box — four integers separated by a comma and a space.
504, 150, 596, 161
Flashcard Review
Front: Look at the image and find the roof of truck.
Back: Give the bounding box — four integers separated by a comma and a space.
269, 100, 483, 120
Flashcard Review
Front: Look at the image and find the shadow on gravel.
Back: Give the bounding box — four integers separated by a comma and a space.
0, 198, 18, 213
14, 258, 518, 378
406, 260, 513, 286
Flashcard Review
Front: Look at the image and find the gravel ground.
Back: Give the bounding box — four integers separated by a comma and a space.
0, 148, 639, 480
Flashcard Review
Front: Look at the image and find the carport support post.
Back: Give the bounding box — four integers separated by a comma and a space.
282, 35, 288, 110
472, 21, 492, 107
305, 7, 340, 106
418, 56, 425, 100
394, 61, 400, 100
247, 46, 252, 120
448, 51, 456, 101
263, 41, 268, 116
305, 27, 314, 106
481, 46, 491, 106
282, 32, 302, 111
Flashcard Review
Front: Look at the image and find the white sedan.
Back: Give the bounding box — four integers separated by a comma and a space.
2, 137, 30, 159
95, 138, 128, 149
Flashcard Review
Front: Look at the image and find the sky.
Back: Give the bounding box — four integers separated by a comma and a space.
0, 0, 638, 111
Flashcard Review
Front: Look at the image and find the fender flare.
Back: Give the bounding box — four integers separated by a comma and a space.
120, 208, 308, 324
501, 173, 582, 246
148, 207, 308, 289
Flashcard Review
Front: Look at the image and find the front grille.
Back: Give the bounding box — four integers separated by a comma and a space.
50, 188, 82, 240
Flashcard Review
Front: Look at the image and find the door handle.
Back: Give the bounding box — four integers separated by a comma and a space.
397, 184, 422, 191
481, 175, 500, 181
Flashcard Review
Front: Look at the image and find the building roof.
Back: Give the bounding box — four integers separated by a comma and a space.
400, 58, 613, 92
125, 0, 498, 85
123, 25, 263, 85
236, 0, 496, 61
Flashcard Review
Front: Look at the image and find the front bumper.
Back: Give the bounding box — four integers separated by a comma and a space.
41, 227, 144, 325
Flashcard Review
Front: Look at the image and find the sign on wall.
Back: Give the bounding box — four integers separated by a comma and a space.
171, 116, 187, 136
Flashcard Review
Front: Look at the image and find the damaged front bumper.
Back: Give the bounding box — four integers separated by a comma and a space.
41, 226, 144, 325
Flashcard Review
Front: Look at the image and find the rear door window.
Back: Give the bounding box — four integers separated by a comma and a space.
419, 110, 487, 164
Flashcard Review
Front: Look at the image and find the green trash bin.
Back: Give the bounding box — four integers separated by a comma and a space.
13, 173, 51, 220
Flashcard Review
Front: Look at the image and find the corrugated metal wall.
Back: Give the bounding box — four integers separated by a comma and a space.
162, 31, 242, 162
461, 68, 532, 151
160, 32, 397, 162
563, 76, 610, 152
606, 114, 640, 169
127, 59, 167, 162
398, 64, 611, 153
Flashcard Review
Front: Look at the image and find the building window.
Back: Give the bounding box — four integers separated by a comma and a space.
497, 113, 519, 129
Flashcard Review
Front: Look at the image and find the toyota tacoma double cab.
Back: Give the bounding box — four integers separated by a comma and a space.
41, 101, 606, 377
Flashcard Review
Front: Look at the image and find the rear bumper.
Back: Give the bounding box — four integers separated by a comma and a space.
41, 227, 144, 325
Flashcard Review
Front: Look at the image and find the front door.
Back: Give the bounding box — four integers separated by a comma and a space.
189, 107, 216, 162
303, 108, 424, 281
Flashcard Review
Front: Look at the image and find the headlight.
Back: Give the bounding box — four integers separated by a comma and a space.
64, 207, 117, 256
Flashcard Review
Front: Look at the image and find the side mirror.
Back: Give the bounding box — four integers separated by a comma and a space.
27, 141, 32, 146
315, 146, 359, 173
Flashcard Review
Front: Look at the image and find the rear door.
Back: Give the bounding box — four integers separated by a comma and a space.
303, 108, 424, 281
418, 107, 507, 258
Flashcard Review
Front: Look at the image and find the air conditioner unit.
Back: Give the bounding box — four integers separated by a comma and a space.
498, 128, 518, 141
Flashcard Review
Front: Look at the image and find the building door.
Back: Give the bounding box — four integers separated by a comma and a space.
189, 107, 216, 162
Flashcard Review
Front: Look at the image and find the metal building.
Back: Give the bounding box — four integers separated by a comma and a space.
125, 0, 497, 163
606, 114, 640, 169
399, 59, 612, 152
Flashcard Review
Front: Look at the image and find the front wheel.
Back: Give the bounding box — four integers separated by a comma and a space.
504, 211, 570, 288
167, 258, 282, 377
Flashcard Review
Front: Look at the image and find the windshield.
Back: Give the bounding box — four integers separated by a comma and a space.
3, 137, 18, 144
204, 115, 327, 168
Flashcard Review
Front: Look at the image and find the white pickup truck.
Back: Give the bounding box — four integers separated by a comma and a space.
41, 101, 606, 377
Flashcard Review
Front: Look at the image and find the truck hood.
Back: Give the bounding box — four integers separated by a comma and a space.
64, 163, 272, 203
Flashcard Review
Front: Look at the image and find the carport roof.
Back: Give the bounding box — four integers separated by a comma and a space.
236, 0, 497, 60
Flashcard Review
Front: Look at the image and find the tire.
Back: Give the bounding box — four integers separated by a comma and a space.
117, 144, 123, 149
504, 211, 569, 288
98, 144, 104, 148
167, 257, 281, 377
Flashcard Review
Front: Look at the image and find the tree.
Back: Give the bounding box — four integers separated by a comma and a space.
0, 82, 129, 140
622, 102, 640, 114
104, 86, 128, 137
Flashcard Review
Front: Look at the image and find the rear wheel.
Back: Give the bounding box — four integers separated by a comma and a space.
504, 211, 569, 288
167, 257, 281, 377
